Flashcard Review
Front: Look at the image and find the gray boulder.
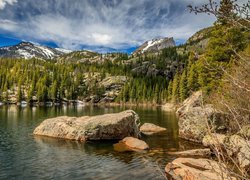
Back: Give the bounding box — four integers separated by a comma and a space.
33, 110, 140, 141
177, 91, 228, 143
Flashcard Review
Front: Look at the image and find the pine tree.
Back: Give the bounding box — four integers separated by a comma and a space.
187, 64, 199, 93
17, 81, 23, 102
171, 73, 180, 103
167, 80, 173, 101
218, 0, 235, 25
180, 70, 188, 101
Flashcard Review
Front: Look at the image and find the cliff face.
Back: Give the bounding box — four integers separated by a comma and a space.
133, 37, 175, 55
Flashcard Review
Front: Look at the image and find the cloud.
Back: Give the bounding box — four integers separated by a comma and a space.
0, 0, 17, 9
0, 0, 216, 51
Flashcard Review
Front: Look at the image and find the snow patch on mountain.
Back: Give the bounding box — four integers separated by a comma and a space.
16, 49, 35, 59
0, 42, 67, 59
55, 48, 72, 54
142, 39, 164, 53
133, 37, 175, 55
35, 45, 55, 59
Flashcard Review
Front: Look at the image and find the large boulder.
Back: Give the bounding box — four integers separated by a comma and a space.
113, 137, 149, 152
33, 110, 140, 141
140, 123, 166, 135
177, 91, 227, 143
228, 135, 250, 172
202, 133, 250, 173
165, 158, 236, 180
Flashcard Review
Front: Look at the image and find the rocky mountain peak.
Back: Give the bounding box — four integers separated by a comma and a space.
133, 37, 175, 55
0, 42, 69, 60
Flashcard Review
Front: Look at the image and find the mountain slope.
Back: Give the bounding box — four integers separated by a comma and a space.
0, 42, 69, 59
133, 37, 175, 55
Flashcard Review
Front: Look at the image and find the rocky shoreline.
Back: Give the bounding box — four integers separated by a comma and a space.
164, 91, 250, 179
32, 92, 250, 179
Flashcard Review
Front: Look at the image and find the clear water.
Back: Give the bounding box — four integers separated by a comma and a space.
0, 105, 201, 180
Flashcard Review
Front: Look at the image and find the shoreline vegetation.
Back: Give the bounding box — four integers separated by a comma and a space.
0, 100, 169, 108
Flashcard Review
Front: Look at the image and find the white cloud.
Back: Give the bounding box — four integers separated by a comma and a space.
0, 0, 216, 50
0, 19, 17, 30
0, 0, 17, 9
91, 33, 112, 45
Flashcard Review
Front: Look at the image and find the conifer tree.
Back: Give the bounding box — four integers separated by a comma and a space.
172, 73, 180, 103
180, 70, 188, 101
167, 80, 173, 101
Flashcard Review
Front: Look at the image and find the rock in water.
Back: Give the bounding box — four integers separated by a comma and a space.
161, 103, 176, 112
140, 123, 166, 135
114, 137, 149, 152
177, 91, 228, 143
165, 158, 236, 180
167, 148, 211, 158
33, 110, 140, 141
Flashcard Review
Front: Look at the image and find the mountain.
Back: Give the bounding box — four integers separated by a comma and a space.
133, 37, 175, 55
0, 42, 70, 59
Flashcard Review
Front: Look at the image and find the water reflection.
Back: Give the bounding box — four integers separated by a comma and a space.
0, 105, 201, 180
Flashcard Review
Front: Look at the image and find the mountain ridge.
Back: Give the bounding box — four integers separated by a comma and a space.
0, 42, 70, 60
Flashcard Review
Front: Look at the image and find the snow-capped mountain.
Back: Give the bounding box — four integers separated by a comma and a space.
0, 42, 70, 59
133, 37, 175, 55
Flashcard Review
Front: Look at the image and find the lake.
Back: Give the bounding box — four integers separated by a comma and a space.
0, 105, 201, 180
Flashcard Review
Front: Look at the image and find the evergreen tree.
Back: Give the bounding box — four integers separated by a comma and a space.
187, 64, 199, 92
167, 80, 173, 101
180, 70, 188, 101
218, 0, 235, 25
171, 73, 180, 103
17, 81, 23, 102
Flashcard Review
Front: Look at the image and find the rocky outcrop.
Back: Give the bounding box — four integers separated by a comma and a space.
140, 123, 166, 135
85, 76, 127, 103
177, 91, 228, 143
33, 110, 140, 141
167, 148, 211, 158
113, 137, 149, 152
165, 158, 236, 180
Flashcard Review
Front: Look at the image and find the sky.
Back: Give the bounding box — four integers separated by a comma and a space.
0, 0, 217, 53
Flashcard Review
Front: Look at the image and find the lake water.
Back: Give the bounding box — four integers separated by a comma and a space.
0, 105, 201, 180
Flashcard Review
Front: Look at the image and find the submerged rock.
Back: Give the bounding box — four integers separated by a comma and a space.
140, 123, 166, 135
113, 137, 149, 152
33, 110, 140, 141
167, 148, 211, 158
165, 158, 236, 180
177, 91, 228, 143
161, 103, 176, 112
